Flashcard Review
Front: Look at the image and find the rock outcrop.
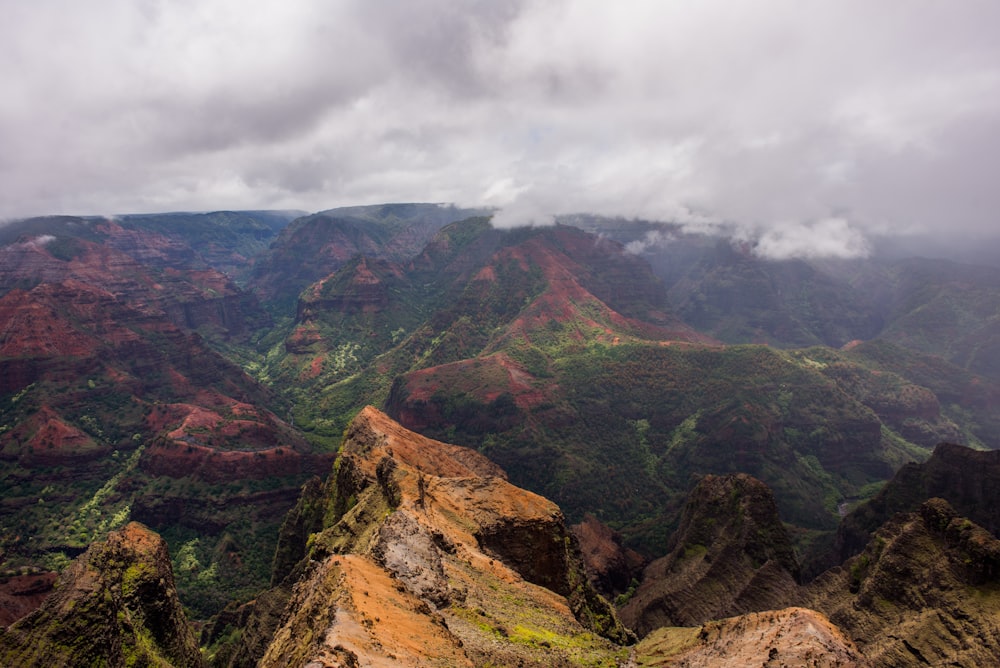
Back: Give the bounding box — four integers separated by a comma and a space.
223, 406, 632, 667
620, 473, 800, 636
836, 442, 1000, 562
634, 607, 867, 667
0, 522, 203, 667
807, 498, 1000, 667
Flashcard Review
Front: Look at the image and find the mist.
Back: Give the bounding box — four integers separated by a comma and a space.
2, 1, 998, 259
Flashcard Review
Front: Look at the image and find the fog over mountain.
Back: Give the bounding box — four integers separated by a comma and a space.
2, 1, 998, 259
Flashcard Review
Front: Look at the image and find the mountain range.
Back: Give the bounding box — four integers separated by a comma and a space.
1, 203, 999, 665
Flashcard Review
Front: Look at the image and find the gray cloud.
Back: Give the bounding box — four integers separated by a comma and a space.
2, 0, 998, 257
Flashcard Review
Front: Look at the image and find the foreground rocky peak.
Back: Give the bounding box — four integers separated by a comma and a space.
620, 473, 800, 636
0, 522, 202, 667
251, 406, 632, 667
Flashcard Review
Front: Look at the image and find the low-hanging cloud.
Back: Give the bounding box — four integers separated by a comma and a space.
753, 218, 870, 260
2, 0, 999, 258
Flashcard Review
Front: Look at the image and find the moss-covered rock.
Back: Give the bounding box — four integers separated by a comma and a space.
0, 522, 203, 667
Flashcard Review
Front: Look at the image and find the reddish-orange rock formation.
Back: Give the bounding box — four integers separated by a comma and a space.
635, 607, 868, 667
250, 407, 631, 667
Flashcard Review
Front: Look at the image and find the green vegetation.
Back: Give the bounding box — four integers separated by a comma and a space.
243, 221, 996, 562
4, 206, 1000, 660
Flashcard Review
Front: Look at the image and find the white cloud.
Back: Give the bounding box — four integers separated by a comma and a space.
1, 0, 999, 257
753, 218, 870, 260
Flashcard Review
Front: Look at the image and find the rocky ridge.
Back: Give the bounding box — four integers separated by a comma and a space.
619, 473, 801, 635
633, 607, 867, 667
836, 442, 1000, 562
0, 522, 203, 667
6, 420, 1000, 666
806, 497, 1000, 667
221, 406, 632, 667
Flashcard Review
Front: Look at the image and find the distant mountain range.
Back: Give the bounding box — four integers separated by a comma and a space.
1, 203, 999, 665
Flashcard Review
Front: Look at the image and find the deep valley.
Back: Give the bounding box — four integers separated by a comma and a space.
2, 204, 999, 666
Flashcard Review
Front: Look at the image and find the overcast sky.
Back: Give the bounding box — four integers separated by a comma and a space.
2, 1, 998, 258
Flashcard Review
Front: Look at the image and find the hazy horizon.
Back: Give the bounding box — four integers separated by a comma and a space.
3, 1, 999, 260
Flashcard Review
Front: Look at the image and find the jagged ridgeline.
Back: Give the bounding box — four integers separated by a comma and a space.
11, 415, 1000, 666
262, 213, 997, 555
2, 203, 1000, 665
2, 409, 635, 667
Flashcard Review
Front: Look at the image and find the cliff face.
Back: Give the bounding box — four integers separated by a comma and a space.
228, 407, 632, 667
0, 233, 268, 340
807, 498, 1000, 667
571, 513, 647, 597
836, 442, 1000, 562
620, 473, 801, 636
0, 522, 203, 667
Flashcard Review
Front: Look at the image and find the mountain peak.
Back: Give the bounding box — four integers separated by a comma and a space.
620, 473, 800, 635
0, 522, 203, 667
253, 407, 633, 666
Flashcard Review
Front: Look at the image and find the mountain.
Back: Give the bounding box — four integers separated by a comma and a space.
667, 239, 881, 348
619, 473, 800, 636
0, 225, 270, 340
6, 411, 1000, 666
806, 498, 1000, 667
835, 442, 1000, 564
0, 210, 298, 282
110, 210, 299, 280
3, 202, 1000, 663
615, 443, 1000, 666
851, 257, 1000, 381
0, 522, 203, 667
0, 225, 330, 618
570, 218, 1000, 383
206, 406, 632, 667
248, 203, 488, 310
250, 216, 998, 557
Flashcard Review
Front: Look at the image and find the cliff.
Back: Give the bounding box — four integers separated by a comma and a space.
807, 498, 1000, 667
219, 406, 632, 667
0, 522, 203, 667
620, 473, 801, 636
836, 442, 1000, 562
